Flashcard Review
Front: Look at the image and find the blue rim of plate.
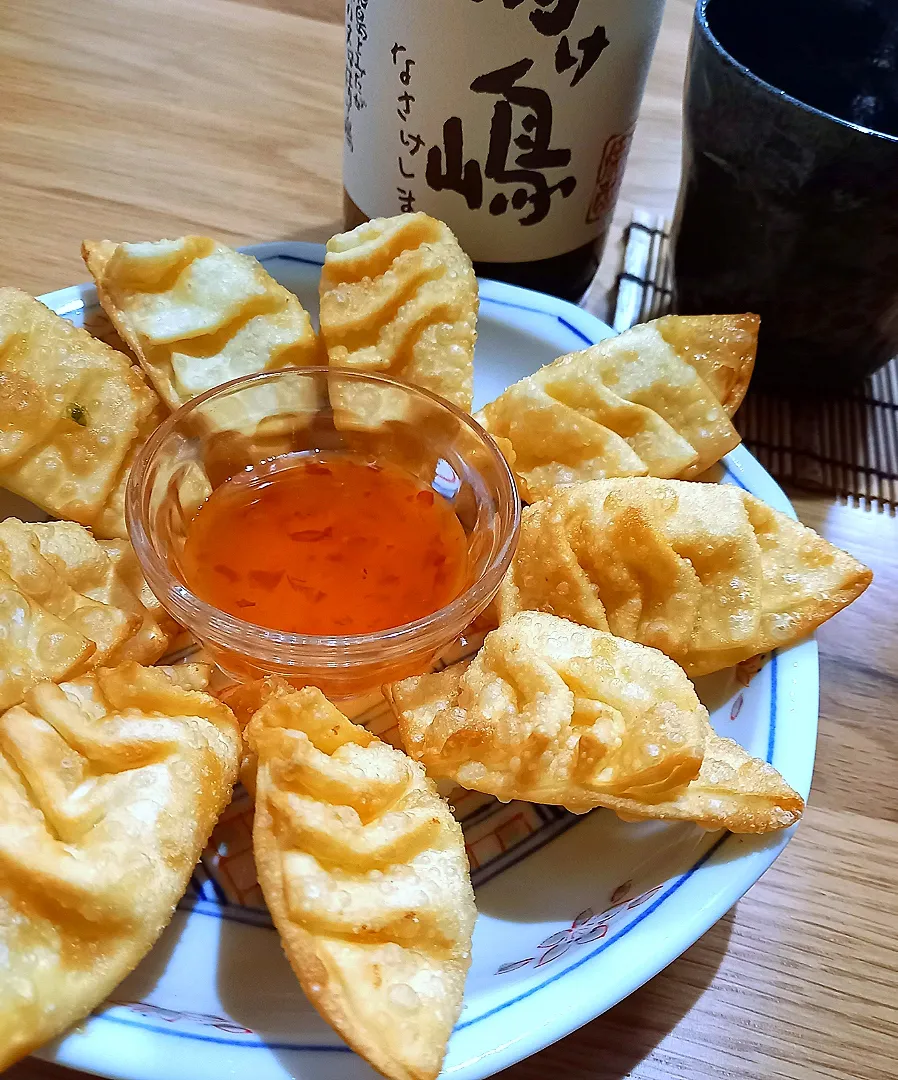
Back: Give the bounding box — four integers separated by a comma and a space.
34, 241, 817, 1078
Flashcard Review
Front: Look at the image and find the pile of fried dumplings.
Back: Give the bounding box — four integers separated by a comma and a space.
0, 214, 871, 1080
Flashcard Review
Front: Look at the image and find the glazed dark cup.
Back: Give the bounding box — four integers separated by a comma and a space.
672, 0, 898, 392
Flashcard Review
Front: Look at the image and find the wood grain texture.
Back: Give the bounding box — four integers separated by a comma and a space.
3, 1, 897, 1079
0, 0, 346, 296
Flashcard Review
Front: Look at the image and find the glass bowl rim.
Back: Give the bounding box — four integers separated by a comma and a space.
126, 365, 521, 658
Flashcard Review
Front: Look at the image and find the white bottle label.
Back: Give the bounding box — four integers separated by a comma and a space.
344, 0, 665, 263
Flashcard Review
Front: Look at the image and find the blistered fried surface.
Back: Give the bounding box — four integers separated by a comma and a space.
246, 682, 475, 1080
98, 538, 181, 642
83, 237, 320, 410
30, 522, 177, 664
497, 479, 872, 675
0, 518, 138, 665
0, 288, 161, 530
0, 663, 239, 1069
654, 313, 758, 417
0, 568, 94, 709
319, 213, 477, 411
475, 321, 740, 500
0, 520, 178, 711
90, 396, 167, 539
390, 612, 803, 831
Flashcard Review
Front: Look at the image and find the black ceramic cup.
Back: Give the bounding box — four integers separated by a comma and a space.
672, 0, 898, 392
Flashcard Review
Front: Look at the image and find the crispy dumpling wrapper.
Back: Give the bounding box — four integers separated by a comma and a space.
475, 320, 740, 501
0, 518, 139, 665
654, 313, 758, 417
0, 569, 94, 710
388, 612, 803, 832
0, 663, 239, 1069
497, 478, 872, 676
0, 521, 177, 709
245, 681, 475, 1080
319, 213, 477, 412
0, 516, 183, 707
29, 522, 178, 664
218, 673, 294, 797
90, 396, 167, 539
98, 537, 183, 645
82, 237, 321, 411
0, 288, 162, 534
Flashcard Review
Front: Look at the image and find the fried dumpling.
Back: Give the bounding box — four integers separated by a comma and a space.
0, 663, 240, 1069
89, 396, 167, 539
82, 237, 321, 411
246, 681, 475, 1080
0, 518, 139, 665
0, 288, 162, 536
28, 522, 177, 664
475, 320, 741, 501
319, 213, 477, 412
389, 612, 803, 832
98, 537, 182, 645
0, 517, 182, 708
497, 478, 872, 676
218, 673, 293, 797
0, 520, 177, 708
654, 313, 758, 417
0, 569, 94, 710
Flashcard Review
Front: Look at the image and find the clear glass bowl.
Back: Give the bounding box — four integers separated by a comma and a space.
127, 367, 520, 698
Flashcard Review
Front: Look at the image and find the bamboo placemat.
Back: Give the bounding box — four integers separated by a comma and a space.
611, 212, 898, 512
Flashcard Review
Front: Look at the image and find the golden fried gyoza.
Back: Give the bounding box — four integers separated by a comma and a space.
0, 569, 94, 710
0, 288, 162, 536
0, 517, 170, 709
98, 537, 182, 645
654, 313, 758, 417
0, 519, 139, 665
319, 213, 477, 411
0, 520, 178, 710
218, 673, 292, 797
245, 681, 475, 1080
89, 394, 167, 539
475, 320, 740, 501
498, 479, 872, 676
0, 663, 240, 1069
82, 236, 321, 411
28, 522, 178, 664
389, 612, 803, 832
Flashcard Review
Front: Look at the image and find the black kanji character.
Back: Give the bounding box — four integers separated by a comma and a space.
400, 130, 425, 156
473, 59, 570, 169
528, 0, 580, 36
471, 58, 576, 225
425, 117, 484, 210
554, 36, 577, 75
396, 92, 415, 120
391, 43, 406, 64
555, 23, 610, 86
397, 187, 416, 212
398, 157, 415, 179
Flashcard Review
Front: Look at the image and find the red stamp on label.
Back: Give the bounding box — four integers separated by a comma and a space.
586, 126, 635, 224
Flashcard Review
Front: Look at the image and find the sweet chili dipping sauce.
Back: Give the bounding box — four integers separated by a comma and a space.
181, 454, 470, 636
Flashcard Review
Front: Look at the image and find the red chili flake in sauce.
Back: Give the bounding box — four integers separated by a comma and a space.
181, 453, 470, 635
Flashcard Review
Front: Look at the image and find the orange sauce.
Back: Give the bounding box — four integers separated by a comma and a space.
181, 453, 470, 636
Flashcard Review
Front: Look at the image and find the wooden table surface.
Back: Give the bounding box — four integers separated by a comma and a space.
2, 1, 896, 1079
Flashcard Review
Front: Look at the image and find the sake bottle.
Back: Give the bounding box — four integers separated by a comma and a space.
343, 0, 666, 300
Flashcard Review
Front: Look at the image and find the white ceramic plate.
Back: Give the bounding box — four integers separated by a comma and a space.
25, 243, 818, 1080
